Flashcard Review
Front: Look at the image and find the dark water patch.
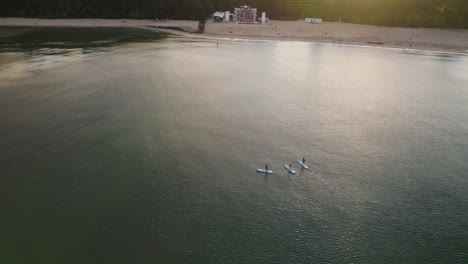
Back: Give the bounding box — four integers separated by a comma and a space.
366, 41, 385, 45
0, 26, 168, 54
147, 26, 191, 33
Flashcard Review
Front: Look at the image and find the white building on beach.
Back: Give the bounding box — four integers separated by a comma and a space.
211, 6, 267, 24
234, 6, 257, 23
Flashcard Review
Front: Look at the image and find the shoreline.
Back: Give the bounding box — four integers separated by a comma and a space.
200, 32, 468, 55
1, 18, 467, 53
203, 20, 468, 54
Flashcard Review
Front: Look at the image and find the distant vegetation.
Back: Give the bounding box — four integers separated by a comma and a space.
2, 0, 467, 28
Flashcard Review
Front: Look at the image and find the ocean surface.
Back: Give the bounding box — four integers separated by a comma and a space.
1, 27, 467, 264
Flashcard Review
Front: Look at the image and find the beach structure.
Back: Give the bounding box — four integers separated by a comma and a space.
305, 18, 323, 24
261, 12, 266, 24
212, 11, 231, 22
212, 12, 223, 22
211, 6, 266, 24
234, 6, 258, 23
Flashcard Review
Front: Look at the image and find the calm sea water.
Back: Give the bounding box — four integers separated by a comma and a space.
1, 27, 467, 264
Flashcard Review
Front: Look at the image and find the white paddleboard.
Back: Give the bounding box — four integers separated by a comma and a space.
284, 165, 296, 174
257, 169, 273, 174
297, 160, 309, 170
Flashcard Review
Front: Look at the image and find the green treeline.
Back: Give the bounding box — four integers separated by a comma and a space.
2, 0, 467, 28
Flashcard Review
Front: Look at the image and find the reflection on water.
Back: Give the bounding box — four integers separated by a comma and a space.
0, 27, 168, 82
0, 26, 167, 53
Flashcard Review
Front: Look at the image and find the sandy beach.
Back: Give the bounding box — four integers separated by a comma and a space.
1, 18, 467, 52
205, 21, 468, 52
